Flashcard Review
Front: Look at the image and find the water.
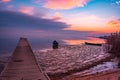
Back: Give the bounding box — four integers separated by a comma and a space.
0, 37, 105, 56
64, 37, 105, 45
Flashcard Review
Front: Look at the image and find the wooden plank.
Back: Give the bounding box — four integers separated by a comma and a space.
0, 38, 50, 80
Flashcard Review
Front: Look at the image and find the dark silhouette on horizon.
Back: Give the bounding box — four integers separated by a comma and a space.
52, 40, 59, 49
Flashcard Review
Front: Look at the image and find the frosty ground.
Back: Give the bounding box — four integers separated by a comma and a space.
34, 44, 118, 76
0, 44, 118, 78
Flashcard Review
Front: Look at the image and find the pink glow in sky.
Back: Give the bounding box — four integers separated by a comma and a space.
0, 0, 120, 46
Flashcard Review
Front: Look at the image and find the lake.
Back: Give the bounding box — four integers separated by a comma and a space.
0, 37, 105, 56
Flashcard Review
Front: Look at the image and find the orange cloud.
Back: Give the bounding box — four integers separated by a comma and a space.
19, 6, 34, 15
62, 14, 120, 33
64, 25, 101, 31
64, 24, 120, 33
108, 19, 120, 27
0, 0, 10, 3
44, 0, 89, 10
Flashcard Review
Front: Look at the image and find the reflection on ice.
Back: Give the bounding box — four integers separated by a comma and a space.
63, 37, 105, 45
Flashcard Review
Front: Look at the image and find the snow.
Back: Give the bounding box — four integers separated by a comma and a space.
73, 58, 118, 76
34, 44, 111, 75
0, 44, 118, 76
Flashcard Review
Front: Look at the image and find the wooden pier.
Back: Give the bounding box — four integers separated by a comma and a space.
0, 38, 50, 80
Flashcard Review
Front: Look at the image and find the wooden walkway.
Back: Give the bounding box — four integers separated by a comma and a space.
0, 38, 50, 80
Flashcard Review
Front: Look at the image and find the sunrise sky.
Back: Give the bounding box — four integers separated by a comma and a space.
0, 0, 120, 53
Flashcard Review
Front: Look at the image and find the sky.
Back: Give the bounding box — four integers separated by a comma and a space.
0, 0, 120, 54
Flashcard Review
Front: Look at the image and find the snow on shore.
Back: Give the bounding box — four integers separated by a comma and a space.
73, 58, 118, 76
34, 44, 111, 74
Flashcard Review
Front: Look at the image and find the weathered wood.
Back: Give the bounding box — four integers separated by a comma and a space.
0, 37, 50, 80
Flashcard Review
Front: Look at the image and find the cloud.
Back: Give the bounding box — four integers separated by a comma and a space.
34, 0, 46, 4
52, 12, 62, 20
44, 0, 89, 10
62, 13, 120, 33
0, 0, 11, 3
7, 5, 14, 9
0, 10, 96, 40
64, 14, 106, 25
43, 12, 63, 21
0, 10, 68, 31
19, 6, 34, 15
0, 10, 108, 52
63, 14, 108, 32
116, 0, 120, 5
108, 19, 120, 27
